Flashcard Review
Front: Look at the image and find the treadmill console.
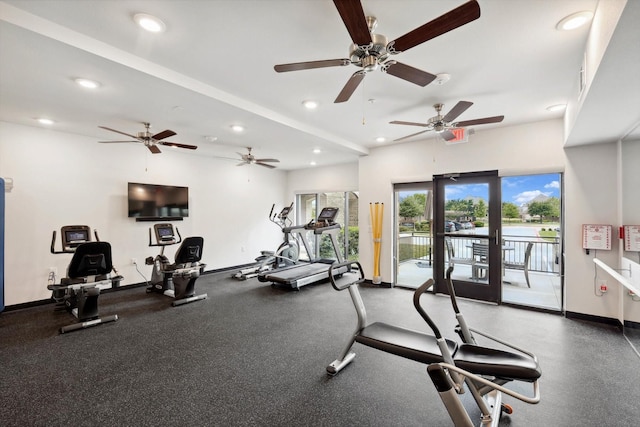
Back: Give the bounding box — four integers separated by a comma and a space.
307, 207, 340, 230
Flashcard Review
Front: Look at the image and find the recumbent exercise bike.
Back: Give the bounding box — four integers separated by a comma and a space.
145, 223, 207, 306
48, 225, 122, 334
327, 262, 541, 427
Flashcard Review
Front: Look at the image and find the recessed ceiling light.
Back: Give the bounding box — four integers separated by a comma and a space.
37, 118, 54, 125
205, 136, 218, 142
556, 11, 593, 31
133, 13, 166, 33
313, 148, 321, 154
302, 100, 318, 110
230, 124, 244, 132
546, 104, 567, 112
74, 78, 100, 89
310, 161, 317, 166
375, 137, 386, 143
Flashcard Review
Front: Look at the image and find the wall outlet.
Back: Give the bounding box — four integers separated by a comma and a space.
131, 258, 137, 265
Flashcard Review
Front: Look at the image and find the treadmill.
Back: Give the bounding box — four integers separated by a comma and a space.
258, 207, 347, 290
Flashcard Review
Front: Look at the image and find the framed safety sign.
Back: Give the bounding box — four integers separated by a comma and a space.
582, 224, 612, 250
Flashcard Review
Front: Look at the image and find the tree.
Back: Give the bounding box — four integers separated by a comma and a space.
502, 202, 520, 222
528, 200, 556, 222
474, 199, 487, 218
547, 197, 561, 219
399, 195, 423, 219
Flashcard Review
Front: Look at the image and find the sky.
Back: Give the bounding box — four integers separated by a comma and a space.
400, 173, 561, 206
444, 173, 561, 205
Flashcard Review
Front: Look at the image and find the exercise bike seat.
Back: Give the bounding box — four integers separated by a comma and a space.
356, 322, 459, 365
453, 344, 542, 382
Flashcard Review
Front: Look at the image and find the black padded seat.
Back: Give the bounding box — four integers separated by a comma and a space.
356, 322, 459, 365
453, 344, 542, 382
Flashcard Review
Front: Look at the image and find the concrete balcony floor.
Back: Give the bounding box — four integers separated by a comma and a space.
396, 258, 562, 311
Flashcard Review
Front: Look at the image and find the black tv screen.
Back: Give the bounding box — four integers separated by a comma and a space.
128, 182, 189, 219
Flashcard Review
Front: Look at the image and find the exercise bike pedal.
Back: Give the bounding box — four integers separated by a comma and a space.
501, 403, 514, 415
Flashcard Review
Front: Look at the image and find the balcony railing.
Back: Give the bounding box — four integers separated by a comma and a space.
398, 233, 560, 274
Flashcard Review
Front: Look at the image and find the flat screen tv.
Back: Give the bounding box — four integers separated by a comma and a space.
128, 182, 189, 221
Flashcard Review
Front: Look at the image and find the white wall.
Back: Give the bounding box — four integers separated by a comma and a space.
621, 138, 640, 323
0, 121, 287, 305
564, 143, 621, 317
286, 162, 358, 197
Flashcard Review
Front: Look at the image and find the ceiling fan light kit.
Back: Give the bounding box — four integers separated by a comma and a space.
274, 0, 481, 103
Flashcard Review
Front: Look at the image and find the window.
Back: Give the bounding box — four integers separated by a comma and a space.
296, 192, 359, 261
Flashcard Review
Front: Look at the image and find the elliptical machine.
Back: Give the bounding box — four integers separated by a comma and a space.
48, 225, 122, 333
233, 203, 300, 280
145, 223, 207, 306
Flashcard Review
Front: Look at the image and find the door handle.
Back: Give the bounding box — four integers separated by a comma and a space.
494, 229, 500, 245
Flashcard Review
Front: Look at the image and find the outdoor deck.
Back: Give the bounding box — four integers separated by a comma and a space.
397, 259, 562, 311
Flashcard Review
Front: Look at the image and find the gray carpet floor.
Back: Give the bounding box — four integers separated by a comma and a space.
1, 271, 638, 426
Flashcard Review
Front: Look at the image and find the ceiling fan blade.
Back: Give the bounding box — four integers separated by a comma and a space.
389, 120, 429, 127
441, 130, 457, 141
389, 0, 481, 53
394, 129, 431, 142
236, 162, 247, 167
152, 130, 176, 141
333, 0, 372, 45
335, 71, 366, 103
255, 158, 280, 163
256, 162, 277, 169
443, 101, 474, 122
274, 59, 350, 73
455, 115, 504, 127
98, 126, 138, 139
160, 141, 198, 150
98, 140, 138, 143
383, 62, 436, 87
148, 144, 162, 154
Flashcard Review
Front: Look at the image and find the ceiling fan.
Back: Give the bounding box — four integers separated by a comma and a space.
231, 147, 280, 169
274, 0, 481, 103
390, 101, 504, 142
98, 122, 197, 154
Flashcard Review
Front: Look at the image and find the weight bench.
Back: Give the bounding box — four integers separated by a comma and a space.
327, 261, 541, 427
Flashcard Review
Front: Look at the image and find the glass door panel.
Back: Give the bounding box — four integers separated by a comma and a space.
394, 183, 433, 289
500, 173, 563, 311
433, 171, 501, 303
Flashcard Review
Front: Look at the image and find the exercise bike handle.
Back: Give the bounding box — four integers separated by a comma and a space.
328, 260, 364, 291
412, 279, 444, 340
269, 204, 275, 220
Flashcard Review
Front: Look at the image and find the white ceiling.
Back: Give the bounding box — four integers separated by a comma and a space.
0, 0, 636, 171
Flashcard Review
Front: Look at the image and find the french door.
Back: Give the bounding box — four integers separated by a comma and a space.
433, 171, 502, 303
